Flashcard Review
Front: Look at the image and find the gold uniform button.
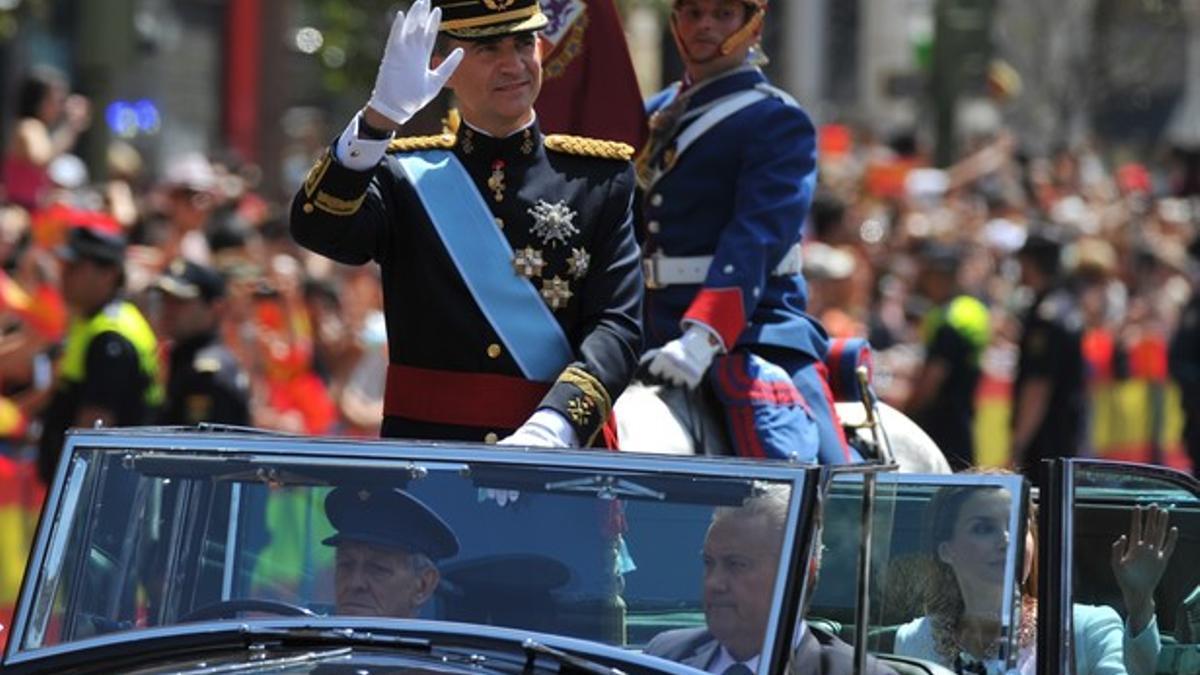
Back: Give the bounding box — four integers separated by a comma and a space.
495, 217, 504, 229
302, 203, 314, 213
484, 432, 499, 444
647, 220, 660, 234
650, 193, 663, 207
487, 343, 502, 359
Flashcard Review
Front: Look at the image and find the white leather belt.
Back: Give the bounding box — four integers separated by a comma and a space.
643, 243, 804, 289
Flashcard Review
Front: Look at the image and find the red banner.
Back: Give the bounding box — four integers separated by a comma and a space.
536, 0, 647, 149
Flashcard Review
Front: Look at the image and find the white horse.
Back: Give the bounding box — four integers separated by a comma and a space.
614, 381, 951, 474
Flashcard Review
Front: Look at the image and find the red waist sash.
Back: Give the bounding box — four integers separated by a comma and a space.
384, 364, 549, 430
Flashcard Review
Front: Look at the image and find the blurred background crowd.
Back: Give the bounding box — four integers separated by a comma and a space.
1, 0, 1199, 635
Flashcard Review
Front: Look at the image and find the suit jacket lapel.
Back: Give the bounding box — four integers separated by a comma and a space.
682, 636, 721, 670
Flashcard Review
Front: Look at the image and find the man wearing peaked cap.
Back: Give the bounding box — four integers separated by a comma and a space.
636, 0, 852, 464
155, 258, 251, 428
38, 222, 162, 485
291, 0, 642, 449
323, 486, 459, 617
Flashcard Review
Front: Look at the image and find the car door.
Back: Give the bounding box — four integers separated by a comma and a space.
1037, 460, 1200, 675
803, 469, 1030, 674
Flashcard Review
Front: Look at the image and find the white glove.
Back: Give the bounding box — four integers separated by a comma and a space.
367, 0, 464, 126
648, 324, 723, 389
499, 409, 579, 448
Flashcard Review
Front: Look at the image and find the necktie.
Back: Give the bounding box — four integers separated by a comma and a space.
721, 663, 754, 675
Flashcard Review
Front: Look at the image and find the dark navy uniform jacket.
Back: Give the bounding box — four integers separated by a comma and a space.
1014, 286, 1086, 471
289, 123, 643, 445
160, 331, 251, 427
640, 66, 826, 359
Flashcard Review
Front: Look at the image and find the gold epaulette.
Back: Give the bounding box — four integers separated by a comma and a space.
544, 134, 635, 161
387, 133, 457, 153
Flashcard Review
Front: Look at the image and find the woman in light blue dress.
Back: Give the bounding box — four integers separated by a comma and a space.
893, 483, 1176, 674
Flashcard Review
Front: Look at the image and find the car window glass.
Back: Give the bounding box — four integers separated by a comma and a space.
802, 471, 897, 649
1070, 465, 1200, 675
809, 473, 1027, 672
15, 442, 810, 671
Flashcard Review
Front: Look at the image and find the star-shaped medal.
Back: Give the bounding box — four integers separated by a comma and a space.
528, 199, 579, 248
512, 246, 546, 278
567, 247, 591, 279
541, 276, 573, 310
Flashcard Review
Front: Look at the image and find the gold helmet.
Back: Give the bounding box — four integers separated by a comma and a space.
670, 0, 768, 64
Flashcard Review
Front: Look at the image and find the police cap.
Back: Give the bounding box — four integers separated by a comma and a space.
322, 487, 460, 560
155, 258, 227, 302
434, 0, 548, 40
1017, 228, 1065, 275
56, 223, 126, 267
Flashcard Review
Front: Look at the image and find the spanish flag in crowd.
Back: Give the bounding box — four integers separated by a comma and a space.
0, 456, 45, 651
535, 0, 647, 149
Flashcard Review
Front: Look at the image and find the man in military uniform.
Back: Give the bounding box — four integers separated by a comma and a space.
322, 486, 459, 618
1169, 237, 1200, 477
636, 0, 851, 463
38, 224, 162, 484
1011, 231, 1085, 479
904, 242, 990, 469
290, 0, 642, 447
155, 259, 250, 427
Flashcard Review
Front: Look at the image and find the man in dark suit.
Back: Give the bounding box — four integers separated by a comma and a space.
643, 487, 895, 674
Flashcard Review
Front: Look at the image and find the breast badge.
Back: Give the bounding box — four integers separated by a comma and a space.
541, 276, 573, 310
567, 247, 591, 279
513, 246, 547, 279
528, 199, 579, 248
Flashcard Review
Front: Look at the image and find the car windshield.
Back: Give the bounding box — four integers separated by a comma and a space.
10, 430, 815, 672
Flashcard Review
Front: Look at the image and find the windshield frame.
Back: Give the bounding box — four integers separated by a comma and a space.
6, 427, 824, 671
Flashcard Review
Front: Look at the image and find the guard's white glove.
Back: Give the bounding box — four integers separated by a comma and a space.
367, 0, 463, 126
648, 324, 723, 390
499, 409, 579, 448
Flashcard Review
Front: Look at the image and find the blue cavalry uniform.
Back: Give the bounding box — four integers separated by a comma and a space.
290, 120, 643, 446
637, 65, 853, 464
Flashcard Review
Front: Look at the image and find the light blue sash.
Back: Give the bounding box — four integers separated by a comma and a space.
395, 150, 574, 382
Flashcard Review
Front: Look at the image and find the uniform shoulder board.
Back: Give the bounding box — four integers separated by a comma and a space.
387, 133, 457, 153
544, 134, 635, 161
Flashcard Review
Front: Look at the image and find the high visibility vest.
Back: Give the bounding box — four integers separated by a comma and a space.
59, 300, 163, 407
921, 295, 991, 363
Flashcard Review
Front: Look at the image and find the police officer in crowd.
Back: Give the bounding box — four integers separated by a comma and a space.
904, 242, 990, 470
38, 223, 162, 484
1011, 230, 1086, 479
322, 486, 459, 618
154, 258, 251, 427
1169, 237, 1200, 477
290, 0, 642, 448
636, 0, 851, 462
